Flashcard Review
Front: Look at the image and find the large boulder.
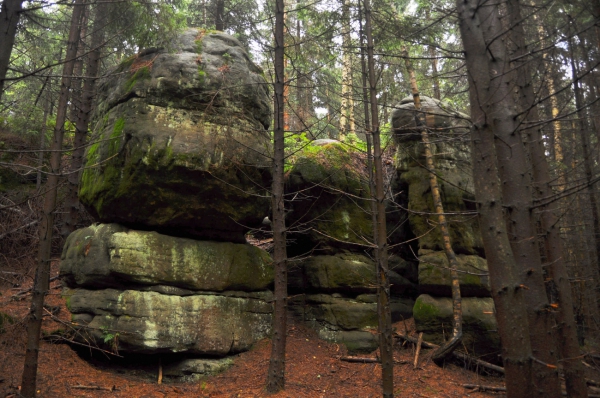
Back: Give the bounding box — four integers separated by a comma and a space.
65, 288, 272, 355
391, 96, 483, 255
288, 253, 417, 296
60, 223, 273, 292
284, 140, 372, 255
79, 29, 272, 242
418, 251, 490, 297
413, 294, 500, 360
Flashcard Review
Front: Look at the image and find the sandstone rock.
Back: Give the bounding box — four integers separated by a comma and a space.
60, 224, 274, 292
285, 141, 372, 254
288, 253, 417, 296
418, 251, 490, 297
289, 294, 414, 353
413, 294, 499, 359
79, 29, 271, 242
163, 357, 234, 380
391, 96, 470, 168
391, 96, 483, 255
65, 288, 272, 355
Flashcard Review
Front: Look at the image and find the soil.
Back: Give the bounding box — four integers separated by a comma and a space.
0, 260, 508, 398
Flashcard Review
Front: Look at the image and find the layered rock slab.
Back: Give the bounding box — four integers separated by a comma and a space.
418, 251, 490, 297
290, 294, 414, 353
79, 29, 272, 242
413, 294, 500, 360
288, 253, 417, 296
65, 288, 272, 355
60, 223, 274, 291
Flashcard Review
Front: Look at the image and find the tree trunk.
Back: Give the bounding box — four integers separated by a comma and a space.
0, 0, 23, 98
508, 1, 588, 395
425, 8, 441, 100
20, 2, 85, 396
568, 18, 600, 281
339, 0, 355, 139
62, 1, 107, 238
364, 1, 393, 396
215, 0, 224, 31
266, 0, 287, 393
36, 82, 52, 191
482, 2, 561, 394
456, 0, 535, 396
403, 50, 462, 364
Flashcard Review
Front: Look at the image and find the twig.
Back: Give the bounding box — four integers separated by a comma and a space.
341, 356, 379, 363
463, 384, 505, 392
339, 356, 407, 364
158, 357, 163, 385
12, 276, 59, 297
71, 385, 117, 391
414, 332, 423, 369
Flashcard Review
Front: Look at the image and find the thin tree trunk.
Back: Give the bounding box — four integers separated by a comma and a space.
403, 50, 462, 363
37, 83, 51, 191
339, 0, 355, 139
266, 0, 287, 393
568, 18, 600, 278
364, 1, 393, 396
62, 1, 107, 238
425, 8, 441, 100
0, 0, 22, 98
69, 8, 87, 122
215, 0, 224, 31
20, 2, 85, 396
508, 1, 588, 395
456, 0, 535, 396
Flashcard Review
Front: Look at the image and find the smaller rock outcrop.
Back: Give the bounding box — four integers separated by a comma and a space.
413, 294, 499, 360
285, 140, 372, 255
391, 96, 499, 358
284, 141, 416, 353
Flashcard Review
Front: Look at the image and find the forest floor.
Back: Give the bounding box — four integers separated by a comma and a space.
0, 260, 508, 397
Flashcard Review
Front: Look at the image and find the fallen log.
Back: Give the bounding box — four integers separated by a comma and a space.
71, 385, 117, 391
339, 356, 407, 364
395, 332, 505, 374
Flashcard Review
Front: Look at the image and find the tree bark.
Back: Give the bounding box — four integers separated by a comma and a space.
477, 2, 562, 396
568, 18, 600, 282
62, 1, 107, 238
364, 1, 393, 396
266, 0, 287, 393
508, 1, 588, 396
215, 0, 225, 31
339, 0, 355, 139
20, 2, 85, 396
456, 0, 535, 396
0, 0, 22, 98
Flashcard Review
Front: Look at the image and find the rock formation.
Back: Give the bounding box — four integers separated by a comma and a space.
60, 29, 274, 380
392, 96, 500, 360
60, 28, 496, 370
285, 140, 416, 353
